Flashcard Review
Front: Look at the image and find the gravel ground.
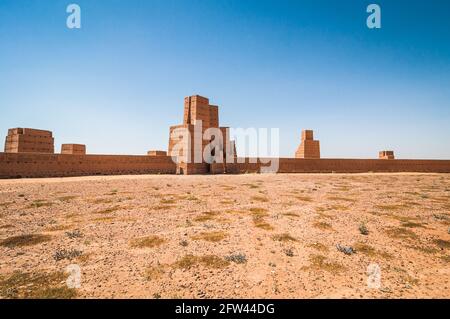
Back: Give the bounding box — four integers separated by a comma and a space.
0, 173, 449, 299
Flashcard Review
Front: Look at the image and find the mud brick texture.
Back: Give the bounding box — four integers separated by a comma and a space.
0, 153, 176, 178
61, 144, 86, 155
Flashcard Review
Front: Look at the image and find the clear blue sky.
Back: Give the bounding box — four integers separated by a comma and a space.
1, 0, 449, 158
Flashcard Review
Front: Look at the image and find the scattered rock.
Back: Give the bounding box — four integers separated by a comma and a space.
283, 248, 294, 257
179, 240, 189, 247
225, 253, 247, 264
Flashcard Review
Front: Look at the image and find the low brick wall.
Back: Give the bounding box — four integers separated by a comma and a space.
0, 153, 176, 178
1, 153, 450, 178
278, 158, 450, 173
221, 158, 450, 174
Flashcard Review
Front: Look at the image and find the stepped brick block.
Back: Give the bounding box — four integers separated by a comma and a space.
295, 130, 320, 159
61, 144, 86, 155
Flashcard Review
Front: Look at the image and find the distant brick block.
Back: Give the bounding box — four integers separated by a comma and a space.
147, 150, 167, 156
61, 144, 86, 155
379, 150, 395, 160
4, 127, 54, 154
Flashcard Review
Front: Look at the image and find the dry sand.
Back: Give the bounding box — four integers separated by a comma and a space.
0, 173, 449, 299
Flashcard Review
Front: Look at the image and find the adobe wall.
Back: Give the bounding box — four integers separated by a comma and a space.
0, 152, 176, 178
221, 158, 450, 174
1, 153, 450, 178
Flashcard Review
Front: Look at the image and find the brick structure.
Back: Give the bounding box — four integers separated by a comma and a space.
1, 95, 450, 179
379, 150, 395, 160
0, 153, 176, 178
4, 128, 54, 154
168, 95, 235, 174
147, 150, 167, 156
61, 144, 86, 155
1, 152, 450, 178
295, 130, 320, 159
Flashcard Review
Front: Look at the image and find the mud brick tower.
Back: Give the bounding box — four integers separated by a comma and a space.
61, 144, 86, 155
379, 150, 395, 160
168, 95, 235, 174
295, 130, 320, 159
4, 128, 54, 154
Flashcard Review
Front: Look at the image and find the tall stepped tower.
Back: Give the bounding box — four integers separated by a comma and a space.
168, 95, 235, 174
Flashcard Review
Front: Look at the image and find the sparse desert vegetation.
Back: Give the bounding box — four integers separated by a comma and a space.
1, 234, 52, 248
191, 231, 227, 242
0, 271, 76, 299
0, 173, 449, 298
130, 235, 166, 248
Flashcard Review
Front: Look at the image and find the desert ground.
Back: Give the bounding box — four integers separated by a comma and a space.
0, 173, 449, 299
